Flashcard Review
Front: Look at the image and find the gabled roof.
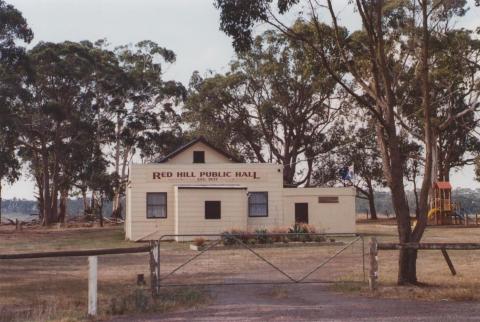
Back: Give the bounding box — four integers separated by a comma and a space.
157, 137, 241, 163
433, 181, 452, 190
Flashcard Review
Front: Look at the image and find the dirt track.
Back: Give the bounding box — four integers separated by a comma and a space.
112, 284, 480, 322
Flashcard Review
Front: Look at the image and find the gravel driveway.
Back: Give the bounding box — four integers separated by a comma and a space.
111, 284, 480, 322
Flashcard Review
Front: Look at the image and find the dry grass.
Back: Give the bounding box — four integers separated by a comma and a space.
0, 225, 133, 253
0, 226, 208, 322
1, 222, 479, 322
261, 286, 289, 299
355, 222, 480, 301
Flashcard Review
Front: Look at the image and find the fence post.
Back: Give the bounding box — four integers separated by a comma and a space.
369, 237, 378, 291
88, 256, 97, 316
149, 241, 160, 297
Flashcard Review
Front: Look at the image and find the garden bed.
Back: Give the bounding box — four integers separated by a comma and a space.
208, 240, 345, 250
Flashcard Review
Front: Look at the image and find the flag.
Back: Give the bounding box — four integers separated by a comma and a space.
340, 165, 354, 181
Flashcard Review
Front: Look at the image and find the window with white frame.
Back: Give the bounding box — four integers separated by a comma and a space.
146, 193, 167, 218
248, 192, 268, 217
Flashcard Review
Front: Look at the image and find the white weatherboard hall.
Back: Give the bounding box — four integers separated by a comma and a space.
125, 138, 356, 241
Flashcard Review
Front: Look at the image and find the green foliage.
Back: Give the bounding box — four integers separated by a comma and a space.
1, 35, 186, 223
254, 228, 271, 244
0, 0, 33, 189
288, 223, 316, 242
0, 0, 33, 64
185, 26, 345, 184
222, 225, 325, 245
221, 229, 254, 245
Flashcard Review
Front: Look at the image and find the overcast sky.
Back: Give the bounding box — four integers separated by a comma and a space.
3, 0, 480, 199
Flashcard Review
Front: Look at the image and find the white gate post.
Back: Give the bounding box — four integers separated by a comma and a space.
150, 241, 160, 297
88, 256, 98, 316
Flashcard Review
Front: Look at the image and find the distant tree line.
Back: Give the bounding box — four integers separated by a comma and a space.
1, 198, 123, 219
357, 188, 480, 217
5, 186, 480, 220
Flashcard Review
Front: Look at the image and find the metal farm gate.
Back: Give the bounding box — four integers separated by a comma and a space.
156, 233, 366, 288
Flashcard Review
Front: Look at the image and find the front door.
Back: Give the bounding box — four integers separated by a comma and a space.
295, 203, 309, 224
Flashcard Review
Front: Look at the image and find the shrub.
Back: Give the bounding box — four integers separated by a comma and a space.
313, 235, 327, 242
192, 237, 206, 247
221, 229, 252, 245
270, 227, 289, 243
288, 223, 316, 242
254, 228, 270, 244
221, 231, 236, 246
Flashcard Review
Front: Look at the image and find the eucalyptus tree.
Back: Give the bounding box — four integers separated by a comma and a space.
13, 41, 99, 225
0, 0, 33, 222
0, 134, 19, 223
398, 28, 480, 183
185, 29, 345, 185
214, 0, 477, 284
108, 41, 186, 218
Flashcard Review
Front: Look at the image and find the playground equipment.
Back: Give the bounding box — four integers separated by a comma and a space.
428, 181, 452, 225
428, 181, 475, 225
428, 181, 452, 224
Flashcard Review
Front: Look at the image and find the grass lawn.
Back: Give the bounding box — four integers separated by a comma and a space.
353, 220, 480, 301
0, 225, 208, 322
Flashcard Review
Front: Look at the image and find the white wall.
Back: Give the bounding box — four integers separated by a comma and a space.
176, 188, 247, 238
126, 162, 283, 241
126, 148, 356, 241
283, 188, 356, 233
165, 141, 236, 164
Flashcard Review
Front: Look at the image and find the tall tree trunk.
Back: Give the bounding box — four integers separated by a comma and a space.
0, 182, 2, 225
36, 179, 44, 221
82, 188, 88, 216
41, 142, 52, 226
408, 1, 434, 285
427, 130, 439, 209
90, 190, 96, 217
58, 190, 68, 223
413, 179, 420, 219
443, 168, 450, 182
376, 120, 415, 284
99, 196, 104, 227
282, 153, 296, 185
366, 180, 378, 220
51, 187, 58, 223
112, 114, 122, 217
398, 248, 418, 285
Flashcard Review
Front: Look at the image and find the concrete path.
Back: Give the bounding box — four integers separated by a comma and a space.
112, 284, 480, 322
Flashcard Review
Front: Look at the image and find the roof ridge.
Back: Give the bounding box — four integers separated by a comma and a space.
157, 137, 241, 163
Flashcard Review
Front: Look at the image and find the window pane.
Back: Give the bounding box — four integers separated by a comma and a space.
249, 192, 267, 204
147, 193, 167, 218
147, 205, 166, 218
249, 204, 267, 217
147, 193, 166, 205
248, 192, 268, 217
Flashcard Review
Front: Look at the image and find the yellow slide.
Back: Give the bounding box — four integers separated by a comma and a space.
428, 208, 440, 220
